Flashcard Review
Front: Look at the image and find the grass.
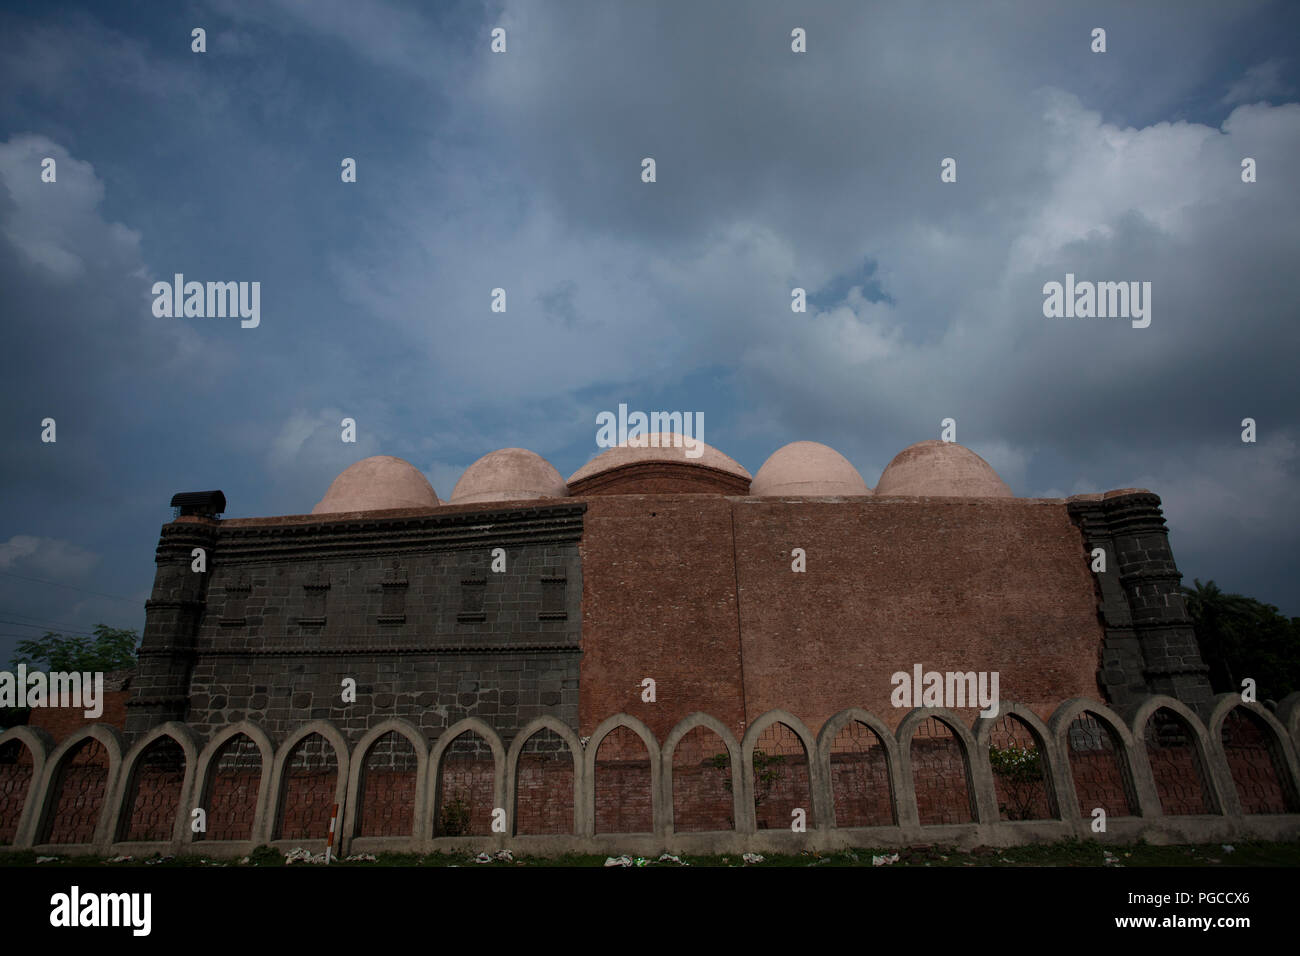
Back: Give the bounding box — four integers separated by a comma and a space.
2, 839, 1298, 867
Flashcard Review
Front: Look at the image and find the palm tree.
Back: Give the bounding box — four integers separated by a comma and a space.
1181, 579, 1253, 692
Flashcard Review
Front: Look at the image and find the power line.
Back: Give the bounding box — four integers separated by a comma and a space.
0, 570, 141, 604
0, 618, 101, 638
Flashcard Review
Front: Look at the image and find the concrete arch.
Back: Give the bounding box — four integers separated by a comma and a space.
585, 713, 662, 835
1129, 695, 1226, 816
896, 707, 989, 826
506, 716, 584, 837
110, 722, 201, 845
742, 709, 822, 833
344, 718, 429, 845
1207, 694, 1300, 815
817, 708, 901, 828
972, 703, 1066, 821
33, 724, 125, 849
662, 712, 743, 834
267, 720, 351, 844
428, 717, 505, 841
1049, 697, 1152, 821
0, 726, 54, 848
1276, 693, 1300, 753
189, 720, 275, 848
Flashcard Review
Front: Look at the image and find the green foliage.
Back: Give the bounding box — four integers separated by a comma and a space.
711, 749, 785, 807
247, 844, 282, 866
9, 624, 139, 672
989, 744, 1042, 821
1182, 579, 1300, 699
440, 795, 472, 836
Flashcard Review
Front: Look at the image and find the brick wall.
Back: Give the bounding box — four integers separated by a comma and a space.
42, 738, 109, 844
0, 740, 34, 844
274, 735, 338, 841
27, 691, 130, 742
120, 737, 185, 841
580, 494, 1108, 744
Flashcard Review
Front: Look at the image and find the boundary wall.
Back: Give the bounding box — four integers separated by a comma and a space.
3, 693, 1298, 859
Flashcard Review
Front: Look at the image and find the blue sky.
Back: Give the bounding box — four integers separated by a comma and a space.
2, 0, 1299, 661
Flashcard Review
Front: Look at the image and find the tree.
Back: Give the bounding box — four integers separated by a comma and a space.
1182, 579, 1300, 700
9, 624, 140, 672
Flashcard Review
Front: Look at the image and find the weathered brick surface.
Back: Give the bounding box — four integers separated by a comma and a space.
27, 692, 130, 743
579, 496, 746, 743
1222, 709, 1291, 814
1066, 713, 1133, 817
275, 735, 338, 841
0, 740, 34, 844
671, 725, 734, 831
830, 722, 894, 828
594, 726, 652, 833
1144, 710, 1212, 815
910, 720, 975, 826
42, 738, 109, 844
121, 738, 185, 841
581, 494, 1109, 743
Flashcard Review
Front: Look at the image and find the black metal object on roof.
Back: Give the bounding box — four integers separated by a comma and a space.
169, 490, 226, 517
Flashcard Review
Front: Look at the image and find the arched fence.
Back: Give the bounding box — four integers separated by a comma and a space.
2, 693, 1298, 858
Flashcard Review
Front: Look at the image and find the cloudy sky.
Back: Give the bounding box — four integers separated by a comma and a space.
1, 0, 1298, 661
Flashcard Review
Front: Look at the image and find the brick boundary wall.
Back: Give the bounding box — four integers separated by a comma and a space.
3, 693, 1298, 859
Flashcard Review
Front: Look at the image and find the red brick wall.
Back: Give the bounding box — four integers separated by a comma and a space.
275, 735, 338, 841
42, 738, 109, 844
515, 755, 575, 834
199, 734, 262, 842
1222, 710, 1290, 814
731, 497, 1105, 734
27, 691, 130, 742
435, 760, 494, 835
830, 722, 894, 827
120, 739, 185, 841
594, 727, 652, 833
671, 725, 734, 831
0, 740, 34, 844
580, 495, 1107, 744
580, 496, 748, 744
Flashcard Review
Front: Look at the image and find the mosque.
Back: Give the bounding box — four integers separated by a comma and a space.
119, 432, 1213, 747
12, 432, 1289, 857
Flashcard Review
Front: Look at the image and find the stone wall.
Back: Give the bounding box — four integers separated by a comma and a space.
127, 502, 585, 743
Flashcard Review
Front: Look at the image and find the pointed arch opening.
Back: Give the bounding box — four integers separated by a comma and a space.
671, 725, 734, 832
988, 714, 1054, 821
119, 735, 186, 842
0, 738, 36, 844
41, 737, 110, 844
594, 725, 652, 834
830, 720, 893, 828
357, 731, 419, 837
1065, 712, 1134, 818
751, 721, 813, 830
435, 730, 496, 837
274, 733, 339, 841
514, 727, 575, 835
1144, 707, 1213, 815
909, 716, 974, 825
1220, 706, 1295, 814
199, 732, 263, 842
